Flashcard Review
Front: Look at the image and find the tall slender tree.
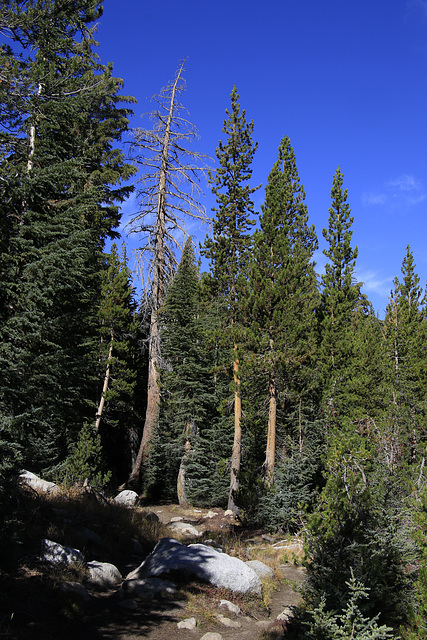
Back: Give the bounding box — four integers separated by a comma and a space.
381, 246, 427, 465
319, 167, 361, 413
246, 135, 318, 483
202, 86, 258, 512
126, 61, 209, 487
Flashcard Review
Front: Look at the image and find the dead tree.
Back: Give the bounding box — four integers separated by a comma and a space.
125, 60, 209, 488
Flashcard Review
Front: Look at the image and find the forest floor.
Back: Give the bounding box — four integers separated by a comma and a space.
0, 499, 306, 640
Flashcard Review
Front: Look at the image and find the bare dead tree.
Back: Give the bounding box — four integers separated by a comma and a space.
125, 60, 210, 488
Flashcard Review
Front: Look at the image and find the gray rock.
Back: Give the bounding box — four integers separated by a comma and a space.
200, 634, 224, 640
170, 516, 183, 522
143, 510, 160, 524
204, 539, 223, 551
277, 606, 295, 621
119, 599, 138, 611
215, 614, 241, 628
86, 561, 122, 588
245, 559, 274, 579
40, 539, 84, 566
114, 489, 139, 507
167, 521, 202, 538
131, 538, 144, 554
123, 577, 177, 599
219, 599, 241, 615
59, 581, 90, 603
20, 470, 59, 495
177, 617, 197, 630
125, 538, 262, 596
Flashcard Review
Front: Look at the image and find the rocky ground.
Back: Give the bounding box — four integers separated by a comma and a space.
0, 485, 306, 640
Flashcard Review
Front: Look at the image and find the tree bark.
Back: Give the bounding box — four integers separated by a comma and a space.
265, 370, 276, 484
177, 421, 193, 505
95, 331, 114, 431
126, 65, 184, 488
228, 344, 241, 513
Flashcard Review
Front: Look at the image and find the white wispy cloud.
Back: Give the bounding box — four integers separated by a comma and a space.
361, 192, 387, 206
362, 174, 425, 209
386, 174, 420, 192
407, 0, 427, 20
356, 269, 392, 299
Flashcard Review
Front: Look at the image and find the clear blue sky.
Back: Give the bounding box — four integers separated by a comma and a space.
96, 0, 427, 318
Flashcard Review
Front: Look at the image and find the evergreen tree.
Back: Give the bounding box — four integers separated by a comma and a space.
96, 243, 139, 483
246, 135, 319, 486
319, 167, 361, 415
202, 86, 258, 512
380, 246, 427, 467
148, 239, 216, 504
0, 0, 135, 474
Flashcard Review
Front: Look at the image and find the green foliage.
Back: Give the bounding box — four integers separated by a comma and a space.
380, 246, 427, 467
203, 85, 258, 307
304, 426, 414, 629
404, 487, 427, 639
96, 243, 140, 481
0, 0, 135, 474
146, 239, 220, 503
303, 571, 394, 640
65, 422, 111, 489
319, 167, 361, 413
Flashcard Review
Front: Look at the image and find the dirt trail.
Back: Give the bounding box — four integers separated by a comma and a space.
81, 564, 305, 640
2, 502, 305, 640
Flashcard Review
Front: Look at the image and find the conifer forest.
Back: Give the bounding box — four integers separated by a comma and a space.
2, 2, 427, 638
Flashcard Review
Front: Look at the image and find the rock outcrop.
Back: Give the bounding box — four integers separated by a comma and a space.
125, 537, 262, 595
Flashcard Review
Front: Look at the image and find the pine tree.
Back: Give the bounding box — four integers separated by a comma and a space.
319, 167, 361, 415
246, 135, 319, 484
148, 238, 216, 503
0, 0, 135, 474
380, 246, 427, 467
202, 86, 259, 513
96, 243, 139, 482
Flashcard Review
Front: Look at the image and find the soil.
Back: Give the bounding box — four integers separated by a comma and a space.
0, 502, 305, 640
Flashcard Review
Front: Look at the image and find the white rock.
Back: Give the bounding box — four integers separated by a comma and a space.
200, 634, 223, 640
277, 606, 295, 621
205, 511, 216, 518
114, 490, 139, 507
87, 561, 122, 588
125, 538, 262, 596
20, 470, 59, 495
245, 559, 274, 579
224, 509, 235, 517
167, 521, 202, 538
219, 599, 241, 615
177, 617, 197, 630
215, 614, 241, 628
40, 539, 83, 566
170, 516, 183, 522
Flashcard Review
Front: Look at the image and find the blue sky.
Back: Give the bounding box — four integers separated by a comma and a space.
96, 0, 427, 318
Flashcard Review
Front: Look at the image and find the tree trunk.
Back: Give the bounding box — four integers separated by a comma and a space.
95, 331, 113, 431
265, 370, 276, 484
177, 421, 193, 505
228, 344, 241, 513
126, 66, 185, 488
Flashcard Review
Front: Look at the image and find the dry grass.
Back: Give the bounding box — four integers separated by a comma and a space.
16, 482, 170, 568
249, 536, 305, 568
